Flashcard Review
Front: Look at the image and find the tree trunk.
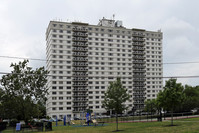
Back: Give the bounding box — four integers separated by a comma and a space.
171, 109, 173, 126
116, 113, 118, 131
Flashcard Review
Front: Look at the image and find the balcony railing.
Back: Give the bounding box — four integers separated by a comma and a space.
73, 104, 88, 107
72, 57, 88, 61
133, 64, 146, 68
133, 83, 146, 87
73, 33, 88, 37
132, 42, 145, 46
133, 78, 146, 81
72, 47, 88, 52
133, 92, 146, 95
132, 33, 145, 37
133, 69, 146, 73
73, 52, 88, 57
133, 47, 145, 51
72, 78, 88, 81
133, 97, 146, 100
72, 28, 88, 32
73, 93, 88, 97
132, 38, 145, 42
72, 63, 88, 66
134, 101, 145, 104
133, 60, 146, 64
72, 37, 88, 42
73, 98, 88, 102
72, 68, 88, 71
73, 83, 88, 86
133, 87, 146, 91
72, 42, 88, 47
133, 51, 145, 55
133, 56, 145, 60
73, 88, 88, 92
73, 73, 88, 77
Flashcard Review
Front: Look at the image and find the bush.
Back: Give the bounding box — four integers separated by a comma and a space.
9, 119, 19, 127
0, 122, 7, 131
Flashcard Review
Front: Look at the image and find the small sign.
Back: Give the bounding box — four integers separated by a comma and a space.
16, 123, 21, 131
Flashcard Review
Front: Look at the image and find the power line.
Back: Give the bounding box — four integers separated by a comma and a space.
0, 72, 199, 79
0, 56, 46, 61
1, 55, 199, 65
163, 62, 199, 64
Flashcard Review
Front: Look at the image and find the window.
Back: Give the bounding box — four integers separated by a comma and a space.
59, 97, 63, 100
67, 107, 71, 110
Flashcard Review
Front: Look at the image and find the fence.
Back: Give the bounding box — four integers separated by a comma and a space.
95, 112, 199, 123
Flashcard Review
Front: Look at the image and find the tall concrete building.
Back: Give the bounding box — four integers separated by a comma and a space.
46, 18, 163, 119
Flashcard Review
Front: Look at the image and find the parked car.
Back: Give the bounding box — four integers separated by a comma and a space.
74, 117, 80, 120
49, 118, 56, 122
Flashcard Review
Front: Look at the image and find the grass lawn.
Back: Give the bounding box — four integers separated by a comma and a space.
3, 117, 199, 133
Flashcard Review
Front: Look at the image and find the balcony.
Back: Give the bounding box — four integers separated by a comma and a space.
73, 98, 88, 102
73, 32, 88, 37
72, 57, 88, 62
134, 83, 145, 87
133, 64, 146, 69
133, 101, 145, 104
132, 38, 145, 42
72, 47, 88, 52
73, 52, 88, 57
133, 97, 146, 100
133, 60, 146, 64
72, 28, 88, 32
73, 104, 88, 107
133, 78, 146, 82
73, 93, 88, 97
72, 78, 88, 81
73, 73, 88, 77
133, 47, 145, 51
133, 74, 145, 78
72, 68, 88, 71
73, 83, 88, 86
132, 42, 145, 46
133, 69, 146, 73
73, 109, 86, 112
72, 63, 88, 66
132, 33, 145, 38
133, 87, 146, 91
133, 56, 145, 60
72, 42, 88, 47
73, 88, 88, 92
72, 37, 88, 42
133, 51, 145, 55
133, 92, 146, 95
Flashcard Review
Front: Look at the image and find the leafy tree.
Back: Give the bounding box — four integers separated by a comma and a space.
144, 99, 157, 114
0, 60, 48, 122
158, 79, 184, 125
182, 85, 199, 112
102, 77, 130, 131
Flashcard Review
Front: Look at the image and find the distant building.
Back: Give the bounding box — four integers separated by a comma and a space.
46, 18, 163, 119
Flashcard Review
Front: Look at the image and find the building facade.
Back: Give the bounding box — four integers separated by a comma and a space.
46, 18, 163, 119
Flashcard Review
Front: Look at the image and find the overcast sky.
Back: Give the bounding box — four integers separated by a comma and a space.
0, 0, 199, 86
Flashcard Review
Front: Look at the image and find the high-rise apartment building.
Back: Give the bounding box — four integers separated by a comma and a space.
46, 18, 163, 119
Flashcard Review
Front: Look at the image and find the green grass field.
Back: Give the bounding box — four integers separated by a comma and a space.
3, 117, 199, 133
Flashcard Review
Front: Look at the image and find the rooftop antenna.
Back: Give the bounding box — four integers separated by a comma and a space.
113, 14, 115, 20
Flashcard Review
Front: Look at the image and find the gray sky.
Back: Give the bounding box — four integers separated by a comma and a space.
0, 0, 199, 86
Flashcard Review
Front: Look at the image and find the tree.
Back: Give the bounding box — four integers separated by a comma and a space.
102, 77, 130, 131
182, 85, 199, 112
144, 99, 157, 114
158, 78, 184, 126
0, 60, 48, 122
